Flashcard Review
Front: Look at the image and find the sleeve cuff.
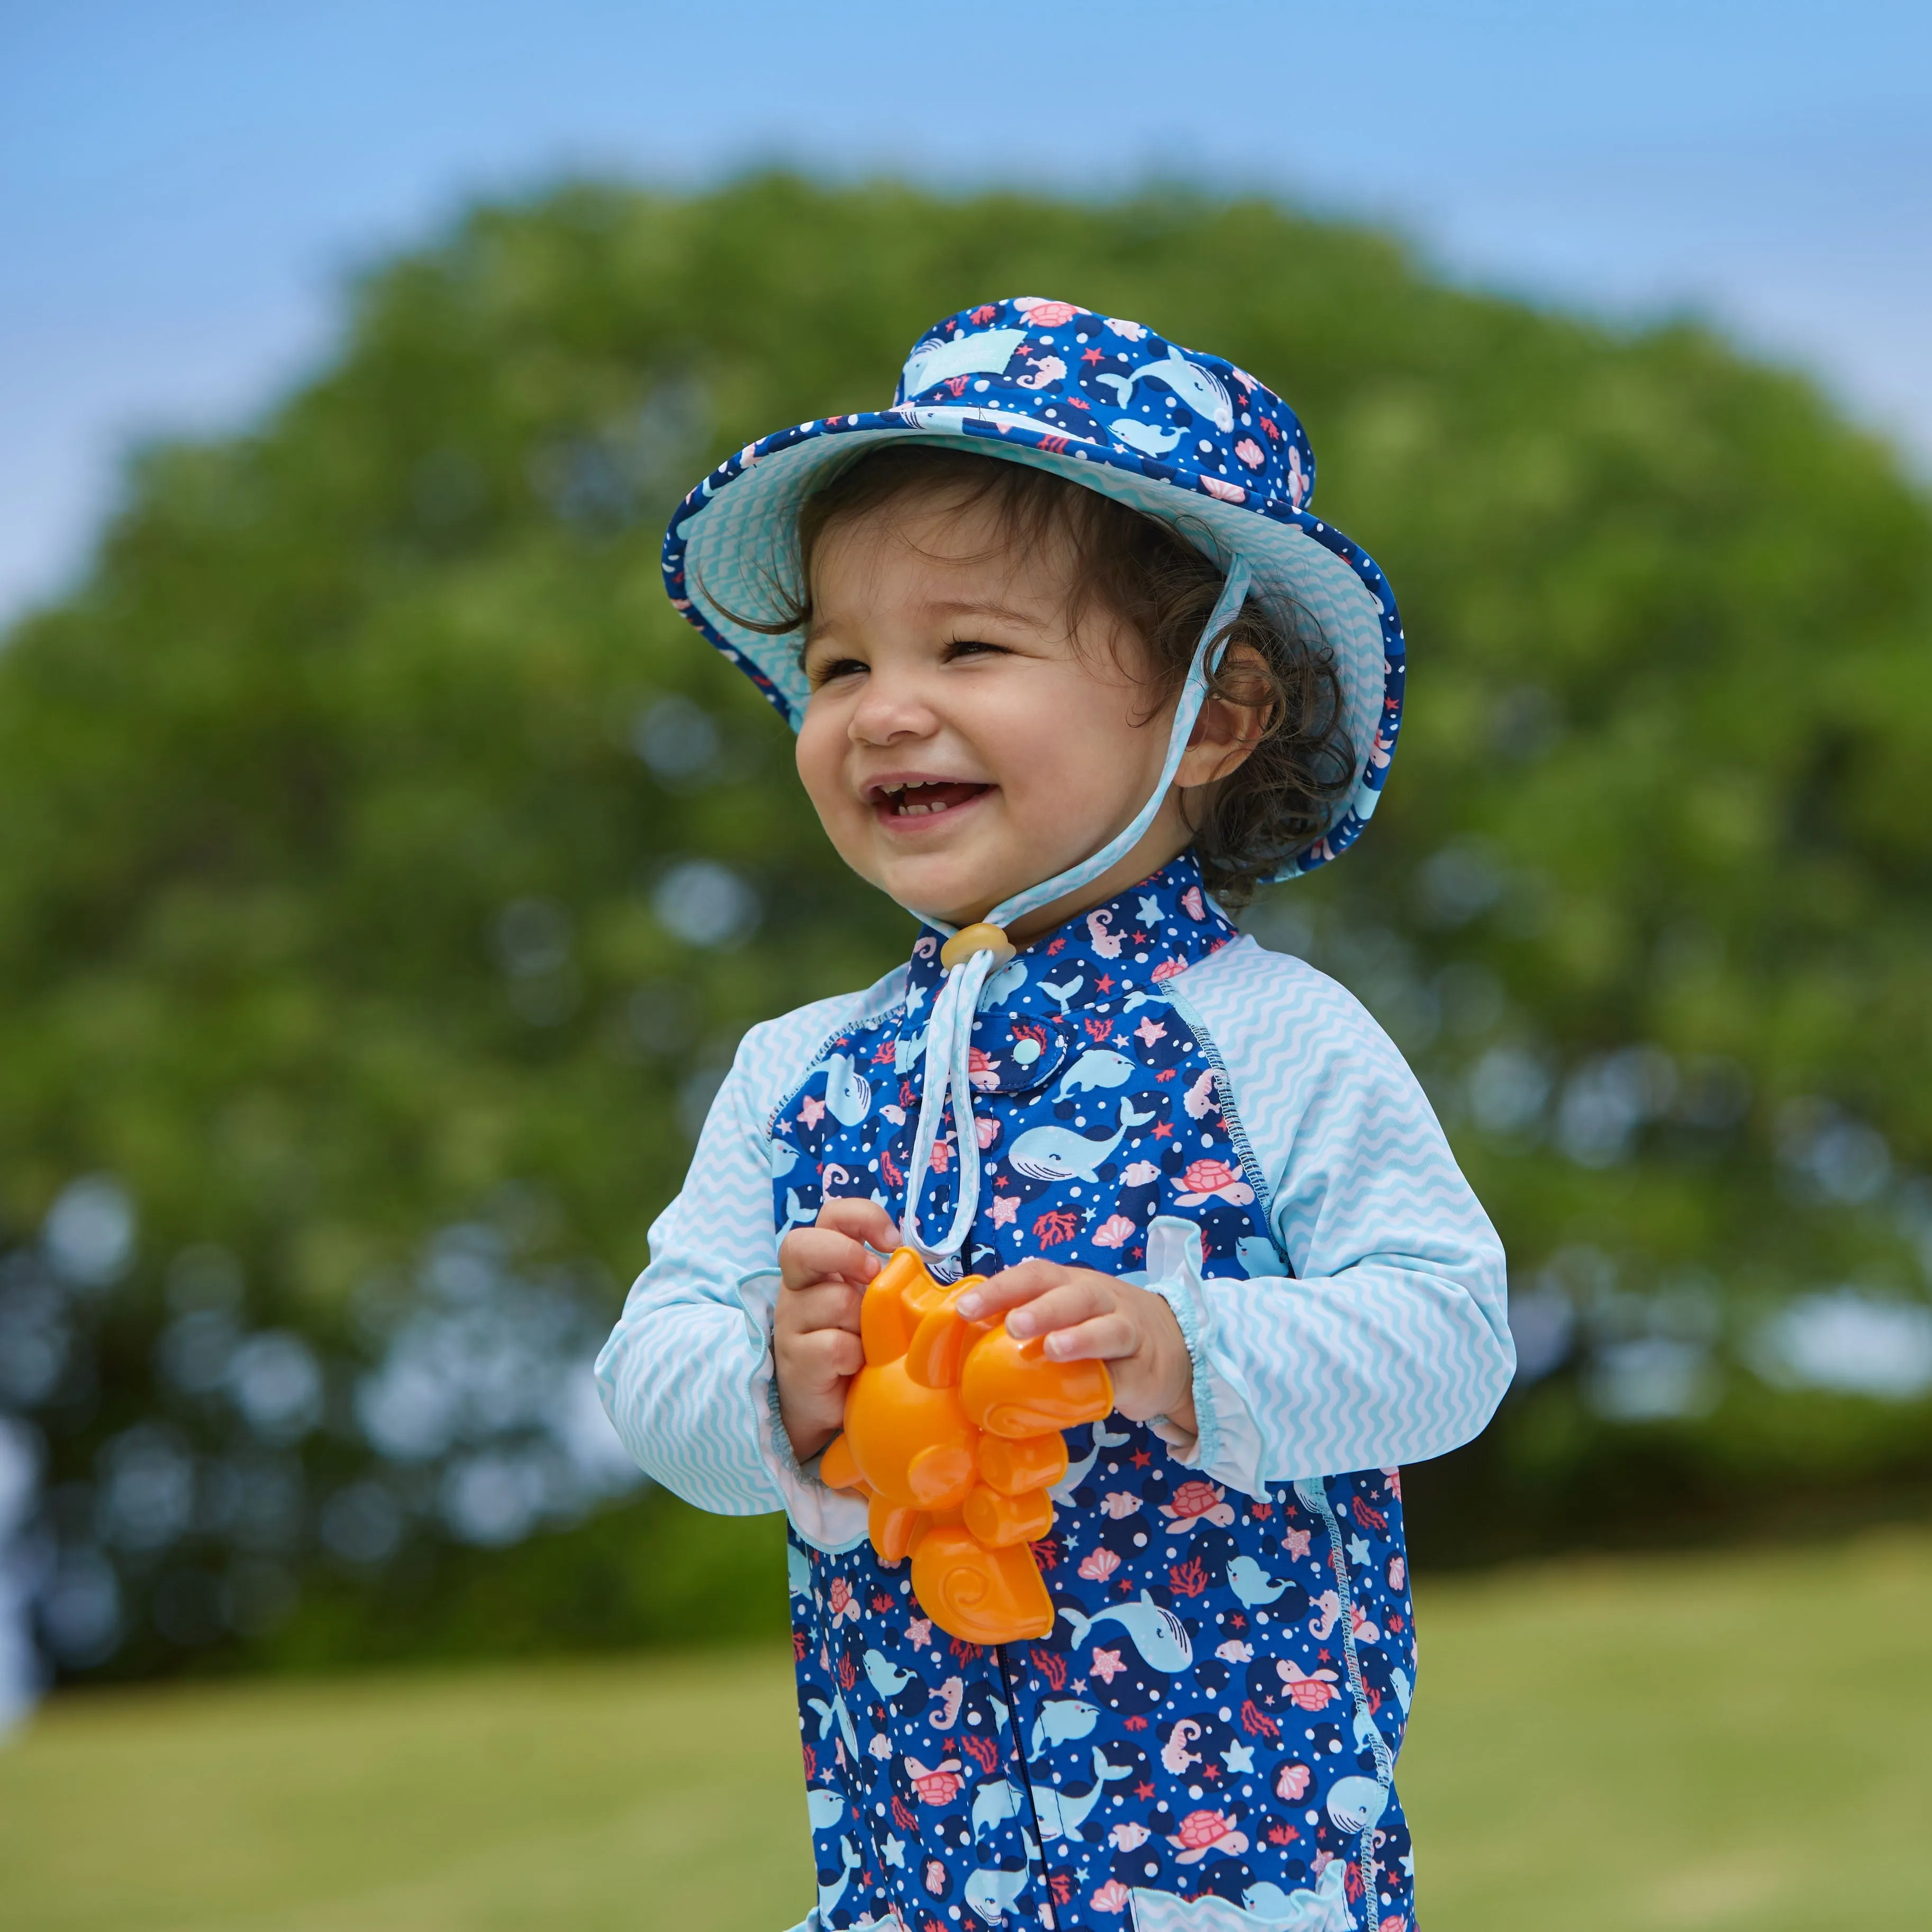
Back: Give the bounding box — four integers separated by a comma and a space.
736, 1269, 870, 1553
1141, 1217, 1268, 1498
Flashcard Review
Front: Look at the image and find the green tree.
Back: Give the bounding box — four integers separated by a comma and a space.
2, 177, 1928, 1679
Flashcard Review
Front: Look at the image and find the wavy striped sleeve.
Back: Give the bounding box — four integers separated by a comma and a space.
1158, 935, 1514, 1488
592, 980, 892, 1549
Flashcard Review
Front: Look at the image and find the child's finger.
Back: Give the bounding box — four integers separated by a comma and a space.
780, 1224, 883, 1293
1039, 1313, 1138, 1363
815, 1195, 900, 1253
792, 1325, 864, 1381
779, 1278, 864, 1334
1002, 1277, 1112, 1340
955, 1258, 1069, 1320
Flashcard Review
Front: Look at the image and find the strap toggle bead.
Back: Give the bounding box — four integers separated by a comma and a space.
940, 923, 1016, 970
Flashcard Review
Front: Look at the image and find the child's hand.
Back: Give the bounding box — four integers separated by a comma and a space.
956, 1262, 1198, 1435
775, 1199, 897, 1465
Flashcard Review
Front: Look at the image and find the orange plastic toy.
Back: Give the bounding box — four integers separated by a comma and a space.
819, 1247, 1115, 1645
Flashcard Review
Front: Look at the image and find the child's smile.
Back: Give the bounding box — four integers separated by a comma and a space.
795, 485, 1233, 940
867, 774, 993, 824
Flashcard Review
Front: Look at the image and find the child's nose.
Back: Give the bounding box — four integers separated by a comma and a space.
849, 670, 940, 743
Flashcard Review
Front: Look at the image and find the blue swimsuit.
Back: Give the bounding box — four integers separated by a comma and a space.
598, 854, 1511, 1932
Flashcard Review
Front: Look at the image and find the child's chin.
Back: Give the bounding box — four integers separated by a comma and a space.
878, 857, 1005, 924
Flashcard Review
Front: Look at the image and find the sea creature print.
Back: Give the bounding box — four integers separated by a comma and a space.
1160, 1716, 1204, 1774
1226, 1554, 1291, 1607
822, 1051, 871, 1124
1029, 1748, 1135, 1841
1005, 1095, 1155, 1181
817, 1837, 862, 1921
1167, 1808, 1249, 1865
965, 1861, 1033, 1926
1059, 1590, 1194, 1672
1158, 1478, 1238, 1533
1013, 352, 1068, 391
1028, 1697, 1100, 1757
1172, 1157, 1255, 1207
1094, 348, 1236, 431
1054, 1418, 1134, 1501
1057, 1048, 1137, 1098
1109, 417, 1185, 457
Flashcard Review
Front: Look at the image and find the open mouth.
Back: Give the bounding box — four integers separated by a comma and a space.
869, 778, 993, 822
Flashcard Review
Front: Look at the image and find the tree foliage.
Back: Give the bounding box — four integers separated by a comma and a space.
3, 176, 1929, 1679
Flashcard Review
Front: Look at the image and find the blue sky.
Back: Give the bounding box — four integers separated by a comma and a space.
2, 0, 1928, 620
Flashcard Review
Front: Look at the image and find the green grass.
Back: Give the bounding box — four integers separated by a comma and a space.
5, 1530, 1929, 1931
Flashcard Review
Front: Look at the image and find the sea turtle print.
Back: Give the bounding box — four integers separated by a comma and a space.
777, 855, 1417, 1932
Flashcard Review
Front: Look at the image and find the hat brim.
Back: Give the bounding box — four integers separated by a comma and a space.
661, 405, 1404, 881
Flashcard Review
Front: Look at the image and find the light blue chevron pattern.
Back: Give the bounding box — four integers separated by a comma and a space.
592, 968, 903, 1547
1163, 937, 1513, 1485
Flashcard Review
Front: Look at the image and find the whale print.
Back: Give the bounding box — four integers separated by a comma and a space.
1094, 349, 1236, 432
1058, 1048, 1137, 1098
822, 1052, 871, 1126
1109, 416, 1186, 456
1052, 1417, 1135, 1502
1059, 1589, 1194, 1673
1028, 1697, 1100, 1758
1030, 1747, 1134, 1841
1005, 1096, 1155, 1181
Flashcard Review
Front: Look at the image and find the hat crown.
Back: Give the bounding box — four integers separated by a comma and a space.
891, 297, 1317, 516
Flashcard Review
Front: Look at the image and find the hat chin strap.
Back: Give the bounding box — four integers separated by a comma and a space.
898, 557, 1253, 1267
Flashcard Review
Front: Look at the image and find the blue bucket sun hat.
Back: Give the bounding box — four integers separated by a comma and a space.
663, 296, 1408, 1264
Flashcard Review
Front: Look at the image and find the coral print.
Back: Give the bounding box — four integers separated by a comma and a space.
770, 856, 1423, 1932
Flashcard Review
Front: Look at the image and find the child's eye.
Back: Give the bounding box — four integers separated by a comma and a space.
808, 656, 868, 687
944, 638, 1007, 662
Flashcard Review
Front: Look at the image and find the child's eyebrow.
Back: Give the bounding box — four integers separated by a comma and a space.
920, 597, 1043, 629
804, 597, 1042, 646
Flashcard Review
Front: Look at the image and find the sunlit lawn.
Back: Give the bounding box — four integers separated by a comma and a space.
5, 1530, 1928, 1932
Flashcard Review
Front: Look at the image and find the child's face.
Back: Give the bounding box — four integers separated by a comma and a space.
795, 486, 1185, 936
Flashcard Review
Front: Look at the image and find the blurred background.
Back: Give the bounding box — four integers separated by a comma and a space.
2, 5, 1929, 1928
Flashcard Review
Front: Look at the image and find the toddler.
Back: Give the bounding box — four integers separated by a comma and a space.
598, 296, 1513, 1932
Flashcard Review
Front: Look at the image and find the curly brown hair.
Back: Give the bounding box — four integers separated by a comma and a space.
729, 444, 1355, 908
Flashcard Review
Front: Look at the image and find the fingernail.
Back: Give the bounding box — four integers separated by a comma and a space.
956, 1292, 983, 1319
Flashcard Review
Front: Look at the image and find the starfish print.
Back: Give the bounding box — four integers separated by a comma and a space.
1151, 1121, 1173, 1139
1135, 1781, 1156, 1800
990, 1193, 1020, 1228
799, 1093, 827, 1128
1095, 973, 1115, 994
1082, 347, 1104, 363
1135, 1017, 1167, 1049
1131, 1449, 1153, 1468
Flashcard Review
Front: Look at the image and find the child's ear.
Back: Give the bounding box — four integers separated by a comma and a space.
1178, 642, 1274, 789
